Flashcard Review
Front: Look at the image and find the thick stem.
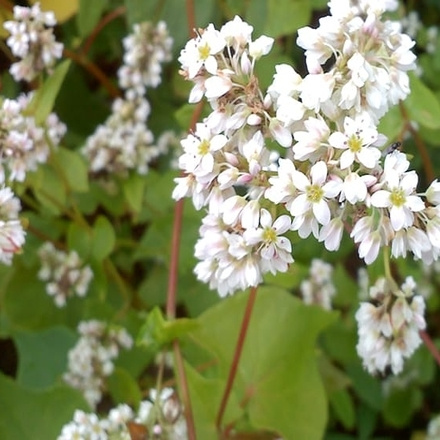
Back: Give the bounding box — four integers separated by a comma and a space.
420, 330, 440, 368
216, 286, 258, 432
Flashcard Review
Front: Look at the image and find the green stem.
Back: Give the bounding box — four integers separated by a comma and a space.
104, 258, 132, 315
383, 246, 392, 281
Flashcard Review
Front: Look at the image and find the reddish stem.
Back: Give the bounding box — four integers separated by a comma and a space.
173, 340, 197, 439
81, 6, 126, 56
399, 102, 435, 183
164, 2, 201, 438
186, 0, 196, 38
420, 330, 440, 368
63, 48, 121, 99
216, 287, 258, 432
166, 197, 185, 320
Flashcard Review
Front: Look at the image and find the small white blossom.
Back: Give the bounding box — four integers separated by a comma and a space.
356, 277, 426, 375
4, 3, 63, 82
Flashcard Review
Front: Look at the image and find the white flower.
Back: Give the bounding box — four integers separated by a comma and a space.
426, 179, 440, 205
220, 15, 253, 49
299, 73, 335, 112
289, 161, 340, 225
371, 170, 425, 231
243, 209, 293, 273
328, 114, 383, 169
293, 116, 330, 161
180, 123, 227, 175
178, 24, 226, 79
249, 35, 274, 59
265, 158, 298, 208
319, 217, 344, 251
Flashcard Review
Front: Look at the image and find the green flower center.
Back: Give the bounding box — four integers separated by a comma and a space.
262, 227, 277, 243
198, 139, 210, 155
348, 134, 362, 153
306, 184, 324, 203
198, 43, 210, 60
390, 188, 406, 207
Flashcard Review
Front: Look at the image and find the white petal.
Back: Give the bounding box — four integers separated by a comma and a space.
313, 199, 330, 225
290, 193, 309, 216
310, 161, 327, 185
370, 190, 391, 208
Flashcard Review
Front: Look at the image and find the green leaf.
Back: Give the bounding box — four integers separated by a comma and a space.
137, 306, 198, 352
184, 363, 243, 438
346, 363, 383, 411
0, 372, 89, 440
264, 0, 311, 38
31, 165, 67, 215
92, 215, 116, 260
3, 265, 65, 331
53, 148, 89, 193
107, 367, 142, 408
13, 326, 76, 390
67, 222, 93, 260
404, 73, 440, 129
124, 0, 155, 27
77, 0, 108, 37
378, 105, 404, 143
382, 385, 420, 428
188, 287, 338, 439
329, 389, 355, 430
122, 173, 146, 213
24, 60, 71, 125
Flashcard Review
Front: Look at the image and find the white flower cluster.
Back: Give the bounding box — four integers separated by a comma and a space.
3, 2, 63, 82
118, 21, 173, 98
0, 187, 25, 264
63, 320, 133, 408
37, 242, 93, 307
300, 258, 335, 310
82, 96, 163, 176
427, 414, 440, 440
82, 22, 172, 177
355, 276, 426, 375
58, 388, 187, 440
0, 94, 66, 182
174, 2, 440, 297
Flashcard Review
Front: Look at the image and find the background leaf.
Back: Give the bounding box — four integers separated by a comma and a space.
0, 372, 89, 440
187, 287, 338, 439
77, 0, 108, 37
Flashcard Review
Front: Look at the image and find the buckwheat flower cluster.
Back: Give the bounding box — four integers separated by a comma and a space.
82, 96, 161, 176
37, 242, 93, 307
3, 2, 63, 82
118, 21, 173, 97
82, 21, 172, 177
300, 258, 335, 310
0, 94, 66, 182
0, 187, 25, 264
58, 388, 186, 440
175, 1, 440, 302
63, 320, 133, 408
355, 276, 426, 375
297, 0, 414, 122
